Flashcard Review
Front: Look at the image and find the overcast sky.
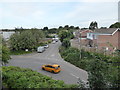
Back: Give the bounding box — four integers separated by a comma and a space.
0, 0, 119, 29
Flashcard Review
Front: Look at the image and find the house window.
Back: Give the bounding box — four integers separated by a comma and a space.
89, 33, 91, 36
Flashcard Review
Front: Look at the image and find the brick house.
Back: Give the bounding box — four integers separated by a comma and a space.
87, 28, 120, 52
74, 29, 93, 46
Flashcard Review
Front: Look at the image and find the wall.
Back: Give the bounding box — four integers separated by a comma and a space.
97, 31, 119, 52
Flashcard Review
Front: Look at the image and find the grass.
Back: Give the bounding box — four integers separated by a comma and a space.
10, 50, 33, 55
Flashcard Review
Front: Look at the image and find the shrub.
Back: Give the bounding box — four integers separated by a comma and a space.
2, 66, 78, 88
59, 46, 119, 88
2, 45, 11, 65
62, 39, 71, 48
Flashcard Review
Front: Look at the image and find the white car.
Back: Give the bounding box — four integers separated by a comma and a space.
37, 46, 45, 53
43, 44, 49, 48
52, 41, 56, 44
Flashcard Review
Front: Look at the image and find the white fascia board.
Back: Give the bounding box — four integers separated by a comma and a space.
111, 28, 120, 35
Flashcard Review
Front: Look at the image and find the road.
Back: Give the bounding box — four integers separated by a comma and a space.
7, 41, 88, 85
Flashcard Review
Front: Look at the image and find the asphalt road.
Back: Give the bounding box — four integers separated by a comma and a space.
7, 41, 88, 85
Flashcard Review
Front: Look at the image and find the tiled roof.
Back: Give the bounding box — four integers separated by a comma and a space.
93, 28, 119, 34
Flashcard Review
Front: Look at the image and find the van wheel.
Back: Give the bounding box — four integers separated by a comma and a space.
42, 68, 45, 70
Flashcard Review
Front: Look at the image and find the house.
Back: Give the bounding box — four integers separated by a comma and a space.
74, 29, 93, 46
87, 28, 120, 52
74, 29, 93, 38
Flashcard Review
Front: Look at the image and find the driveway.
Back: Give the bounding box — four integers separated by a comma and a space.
7, 41, 88, 85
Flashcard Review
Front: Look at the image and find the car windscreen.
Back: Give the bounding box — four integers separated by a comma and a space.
54, 66, 60, 69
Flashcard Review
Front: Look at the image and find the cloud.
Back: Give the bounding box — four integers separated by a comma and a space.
64, 2, 118, 28
1, 0, 119, 2
0, 1, 118, 29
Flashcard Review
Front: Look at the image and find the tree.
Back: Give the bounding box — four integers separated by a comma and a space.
58, 30, 74, 42
10, 30, 45, 51
2, 45, 11, 65
64, 25, 69, 30
43, 27, 48, 30
0, 35, 2, 64
69, 26, 74, 29
48, 28, 57, 34
58, 26, 63, 29
30, 29, 45, 42
75, 26, 80, 29
62, 39, 71, 48
109, 22, 120, 28
0, 35, 11, 65
89, 21, 98, 30
87, 56, 108, 89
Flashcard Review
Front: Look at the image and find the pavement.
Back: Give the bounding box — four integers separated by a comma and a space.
6, 41, 88, 85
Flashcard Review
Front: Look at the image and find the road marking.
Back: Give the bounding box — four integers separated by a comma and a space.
70, 73, 79, 78
51, 54, 55, 57
70, 73, 88, 83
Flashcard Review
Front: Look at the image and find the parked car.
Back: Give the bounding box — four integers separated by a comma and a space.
43, 44, 49, 48
52, 40, 56, 44
37, 46, 45, 53
42, 64, 61, 73
54, 38, 59, 42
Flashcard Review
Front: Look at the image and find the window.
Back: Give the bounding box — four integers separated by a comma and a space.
89, 33, 91, 36
45, 65, 52, 68
55, 66, 60, 69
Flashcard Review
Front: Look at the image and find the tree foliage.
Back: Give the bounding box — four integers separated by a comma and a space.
10, 29, 45, 51
0, 36, 11, 65
62, 39, 71, 48
43, 27, 48, 30
2, 46, 11, 65
89, 21, 98, 30
109, 22, 120, 28
59, 47, 120, 88
87, 57, 108, 88
58, 30, 74, 42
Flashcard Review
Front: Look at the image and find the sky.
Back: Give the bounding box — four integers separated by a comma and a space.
0, 0, 120, 29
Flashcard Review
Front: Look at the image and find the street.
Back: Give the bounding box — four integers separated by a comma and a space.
7, 41, 88, 85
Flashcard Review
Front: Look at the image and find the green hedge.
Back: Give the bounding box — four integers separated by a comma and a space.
2, 66, 78, 88
10, 50, 33, 55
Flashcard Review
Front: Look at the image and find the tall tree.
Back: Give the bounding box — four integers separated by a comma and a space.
109, 22, 120, 28
89, 21, 98, 30
43, 27, 48, 30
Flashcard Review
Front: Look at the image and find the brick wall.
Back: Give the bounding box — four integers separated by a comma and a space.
97, 31, 119, 52
118, 30, 120, 50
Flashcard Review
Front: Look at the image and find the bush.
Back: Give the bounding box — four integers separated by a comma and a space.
62, 39, 71, 48
10, 50, 32, 55
59, 46, 120, 88
10, 29, 45, 51
2, 66, 78, 88
2, 46, 11, 65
